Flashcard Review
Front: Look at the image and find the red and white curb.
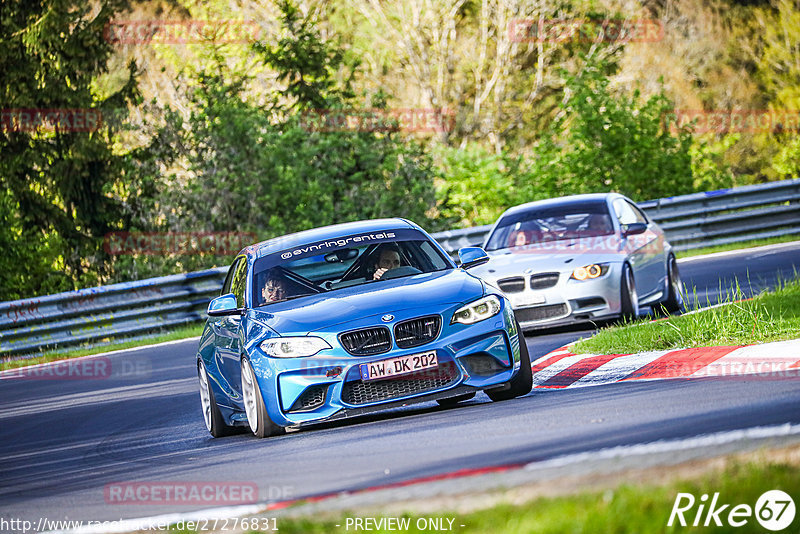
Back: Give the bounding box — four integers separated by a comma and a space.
532, 338, 800, 389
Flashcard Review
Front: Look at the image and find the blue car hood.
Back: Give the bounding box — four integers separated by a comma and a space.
250, 270, 483, 335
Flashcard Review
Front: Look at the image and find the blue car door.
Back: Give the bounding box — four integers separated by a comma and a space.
212, 256, 247, 400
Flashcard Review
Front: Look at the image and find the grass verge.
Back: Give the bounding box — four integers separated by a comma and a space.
238, 452, 800, 534
573, 277, 800, 355
0, 323, 203, 371
676, 235, 800, 259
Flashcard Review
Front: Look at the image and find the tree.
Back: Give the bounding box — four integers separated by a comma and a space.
754, 0, 800, 178
0, 0, 140, 299
161, 0, 443, 244
520, 57, 694, 201
433, 143, 516, 227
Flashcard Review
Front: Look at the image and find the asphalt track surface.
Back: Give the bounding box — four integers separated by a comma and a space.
1, 243, 799, 525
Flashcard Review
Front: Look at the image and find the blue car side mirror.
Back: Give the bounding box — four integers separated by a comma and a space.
458, 247, 490, 270
207, 293, 242, 317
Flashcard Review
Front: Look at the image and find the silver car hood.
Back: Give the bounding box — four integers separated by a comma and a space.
472, 248, 625, 279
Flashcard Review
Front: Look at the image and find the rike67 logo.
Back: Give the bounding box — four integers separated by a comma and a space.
668, 490, 796, 531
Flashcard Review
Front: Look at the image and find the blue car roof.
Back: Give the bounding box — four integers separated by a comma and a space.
240, 218, 421, 259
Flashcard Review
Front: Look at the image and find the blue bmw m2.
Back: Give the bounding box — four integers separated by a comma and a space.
196, 218, 532, 438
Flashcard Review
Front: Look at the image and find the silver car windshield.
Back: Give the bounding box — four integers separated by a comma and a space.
486, 202, 614, 251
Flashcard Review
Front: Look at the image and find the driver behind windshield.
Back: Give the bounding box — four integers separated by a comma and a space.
372, 247, 401, 280
586, 213, 613, 236
261, 272, 287, 303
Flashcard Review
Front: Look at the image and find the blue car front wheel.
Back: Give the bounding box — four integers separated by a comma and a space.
241, 357, 285, 438
198, 361, 235, 438
486, 323, 532, 401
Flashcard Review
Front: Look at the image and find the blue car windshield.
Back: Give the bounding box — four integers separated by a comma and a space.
485, 201, 614, 251
251, 229, 452, 307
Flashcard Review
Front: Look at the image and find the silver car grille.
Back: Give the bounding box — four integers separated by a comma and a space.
515, 303, 569, 323
530, 272, 560, 289
498, 277, 525, 293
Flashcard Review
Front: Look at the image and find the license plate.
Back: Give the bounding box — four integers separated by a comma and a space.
359, 350, 438, 381
511, 293, 546, 308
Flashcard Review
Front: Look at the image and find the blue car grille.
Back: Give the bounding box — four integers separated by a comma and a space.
341, 360, 459, 405
339, 327, 392, 356
394, 315, 441, 349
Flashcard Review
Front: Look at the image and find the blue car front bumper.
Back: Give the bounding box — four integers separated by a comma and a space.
243, 298, 521, 427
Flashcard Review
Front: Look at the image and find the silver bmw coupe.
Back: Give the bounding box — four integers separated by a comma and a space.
471, 193, 684, 331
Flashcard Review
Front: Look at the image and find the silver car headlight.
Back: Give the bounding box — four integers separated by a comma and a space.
570, 263, 610, 281
260, 336, 331, 358
451, 295, 502, 325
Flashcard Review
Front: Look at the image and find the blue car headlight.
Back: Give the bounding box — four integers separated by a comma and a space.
451, 295, 502, 325
260, 336, 331, 358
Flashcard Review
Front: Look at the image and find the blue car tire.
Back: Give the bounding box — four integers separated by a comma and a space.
486, 322, 532, 401
198, 361, 235, 438
241, 357, 285, 438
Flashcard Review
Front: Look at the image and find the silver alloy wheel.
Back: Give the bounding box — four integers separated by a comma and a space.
625, 266, 639, 317
197, 362, 212, 432
241, 359, 259, 434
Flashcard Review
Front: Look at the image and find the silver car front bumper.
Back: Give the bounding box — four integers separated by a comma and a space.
494, 263, 625, 330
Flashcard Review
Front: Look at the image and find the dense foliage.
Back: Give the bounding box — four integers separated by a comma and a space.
1, 0, 797, 299
0, 0, 142, 299
522, 59, 695, 202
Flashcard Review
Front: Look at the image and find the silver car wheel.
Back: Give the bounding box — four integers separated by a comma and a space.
241, 359, 259, 434
669, 256, 683, 306
197, 362, 212, 432
623, 264, 639, 318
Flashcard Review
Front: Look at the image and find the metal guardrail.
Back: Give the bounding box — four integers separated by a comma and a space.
2, 179, 799, 358
431, 178, 800, 254
640, 178, 800, 250
0, 268, 226, 358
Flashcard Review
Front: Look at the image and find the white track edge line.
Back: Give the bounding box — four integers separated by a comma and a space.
0, 337, 201, 378
677, 240, 800, 264
50, 423, 800, 534
524, 423, 800, 470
